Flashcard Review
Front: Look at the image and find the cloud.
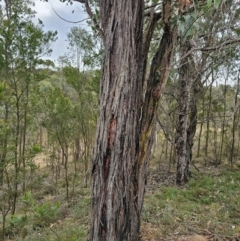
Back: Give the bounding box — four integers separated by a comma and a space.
33, 0, 89, 62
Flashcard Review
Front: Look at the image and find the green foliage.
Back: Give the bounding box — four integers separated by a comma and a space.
30, 144, 42, 156
21, 191, 36, 211
214, 0, 222, 8
33, 202, 60, 227
178, 12, 200, 39
13, 189, 90, 241
10, 214, 28, 235
20, 191, 60, 227
65, 26, 102, 69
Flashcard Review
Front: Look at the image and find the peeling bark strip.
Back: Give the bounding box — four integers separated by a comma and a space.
91, 1, 144, 240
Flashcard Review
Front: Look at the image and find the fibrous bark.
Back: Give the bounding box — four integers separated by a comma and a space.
91, 1, 144, 240
91, 0, 176, 240
175, 40, 192, 184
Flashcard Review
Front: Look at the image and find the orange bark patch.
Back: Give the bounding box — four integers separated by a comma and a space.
103, 117, 117, 181
108, 117, 117, 148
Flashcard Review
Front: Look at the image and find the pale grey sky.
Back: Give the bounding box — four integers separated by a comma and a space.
33, 0, 89, 63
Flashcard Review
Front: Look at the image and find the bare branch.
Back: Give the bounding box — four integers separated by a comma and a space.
179, 38, 240, 63
199, 39, 240, 51
157, 114, 175, 146
74, 0, 85, 3
145, 3, 161, 11
79, 0, 104, 40
142, 11, 162, 85
51, 3, 89, 23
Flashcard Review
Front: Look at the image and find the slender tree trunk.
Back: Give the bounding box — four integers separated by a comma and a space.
219, 79, 227, 164
213, 119, 218, 163
12, 96, 20, 215
72, 138, 80, 195
22, 81, 29, 193
64, 145, 69, 200
205, 83, 212, 158
230, 72, 240, 165
39, 124, 43, 147
197, 120, 204, 157
186, 75, 200, 171
0, 104, 9, 186
175, 40, 192, 184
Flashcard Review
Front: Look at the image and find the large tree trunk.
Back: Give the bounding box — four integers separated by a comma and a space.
91, 0, 176, 240
91, 1, 144, 240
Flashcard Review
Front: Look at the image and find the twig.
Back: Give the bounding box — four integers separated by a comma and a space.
50, 2, 89, 24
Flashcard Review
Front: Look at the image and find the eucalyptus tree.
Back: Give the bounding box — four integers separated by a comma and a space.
62, 65, 99, 188
59, 0, 177, 240
174, 0, 240, 183
229, 70, 240, 165
41, 85, 76, 199
54, 0, 240, 239
0, 0, 57, 214
66, 26, 101, 71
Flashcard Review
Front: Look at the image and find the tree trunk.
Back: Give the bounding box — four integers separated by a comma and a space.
0, 103, 9, 186
175, 40, 192, 184
197, 119, 203, 157
91, 0, 176, 240
186, 75, 200, 171
91, 1, 144, 240
205, 82, 212, 158
219, 79, 227, 164
39, 124, 43, 147
230, 71, 240, 165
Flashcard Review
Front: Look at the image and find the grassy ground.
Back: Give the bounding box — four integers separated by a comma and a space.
141, 166, 240, 241
2, 161, 240, 241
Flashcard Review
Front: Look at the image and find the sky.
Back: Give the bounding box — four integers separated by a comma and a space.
33, 0, 89, 63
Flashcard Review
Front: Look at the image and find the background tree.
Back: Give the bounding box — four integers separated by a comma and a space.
0, 0, 57, 228
172, 0, 240, 183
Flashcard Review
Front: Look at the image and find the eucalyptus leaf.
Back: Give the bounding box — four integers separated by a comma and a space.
214, 0, 222, 8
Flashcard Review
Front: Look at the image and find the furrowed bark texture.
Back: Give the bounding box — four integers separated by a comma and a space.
139, 0, 177, 185
91, 0, 176, 240
91, 1, 144, 240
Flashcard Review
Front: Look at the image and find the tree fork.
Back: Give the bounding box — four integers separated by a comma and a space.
91, 0, 176, 240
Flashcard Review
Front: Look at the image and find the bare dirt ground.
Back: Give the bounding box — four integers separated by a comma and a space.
34, 153, 48, 168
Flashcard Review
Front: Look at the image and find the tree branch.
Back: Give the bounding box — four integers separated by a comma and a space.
199, 39, 240, 51
51, 3, 89, 23
74, 0, 104, 39
142, 11, 162, 93
145, 3, 161, 11
178, 38, 240, 63
74, 0, 85, 3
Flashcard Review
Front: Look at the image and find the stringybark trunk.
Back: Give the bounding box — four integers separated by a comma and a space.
175, 40, 192, 184
91, 1, 144, 240
185, 75, 201, 171
91, 0, 176, 240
